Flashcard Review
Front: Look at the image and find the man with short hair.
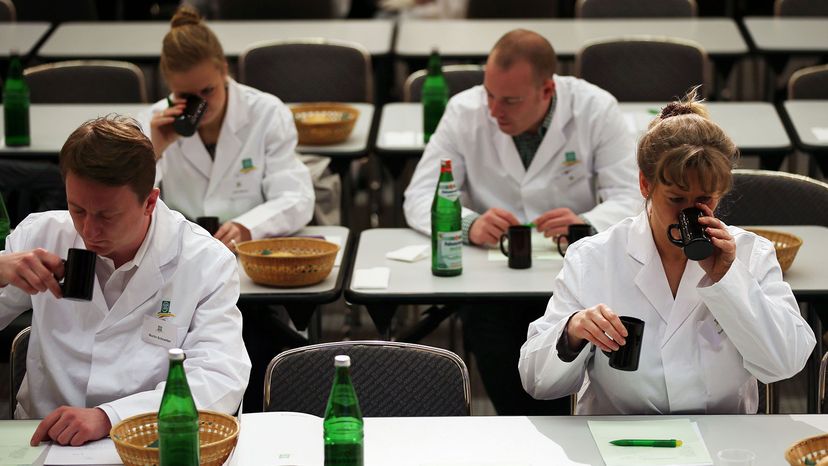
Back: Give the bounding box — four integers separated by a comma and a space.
404, 29, 640, 414
0, 116, 250, 446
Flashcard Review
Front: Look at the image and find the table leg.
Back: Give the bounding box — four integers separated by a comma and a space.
329, 158, 353, 227
398, 305, 457, 344
383, 157, 411, 227
285, 303, 321, 344
365, 303, 398, 340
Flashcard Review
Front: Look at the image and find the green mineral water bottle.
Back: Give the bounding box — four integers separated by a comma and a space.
421, 48, 449, 143
3, 51, 30, 147
158, 348, 199, 466
431, 158, 462, 277
323, 355, 364, 466
0, 193, 9, 250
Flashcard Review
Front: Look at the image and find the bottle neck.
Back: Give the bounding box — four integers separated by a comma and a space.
7, 56, 23, 80
427, 54, 442, 76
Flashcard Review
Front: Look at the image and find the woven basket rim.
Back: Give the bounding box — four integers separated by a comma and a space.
236, 237, 339, 259
292, 103, 359, 126
110, 409, 240, 452
745, 228, 803, 247
785, 433, 828, 464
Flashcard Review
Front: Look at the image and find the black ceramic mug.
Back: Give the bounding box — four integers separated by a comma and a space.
603, 316, 645, 372
61, 248, 97, 301
556, 224, 595, 257
499, 225, 532, 269
667, 207, 713, 261
196, 216, 220, 236
172, 94, 208, 137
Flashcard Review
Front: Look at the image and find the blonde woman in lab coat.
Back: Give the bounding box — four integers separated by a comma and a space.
144, 6, 314, 250
518, 92, 816, 414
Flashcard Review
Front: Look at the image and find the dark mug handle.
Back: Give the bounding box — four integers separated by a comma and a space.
499, 234, 509, 257
667, 224, 684, 246
556, 234, 570, 256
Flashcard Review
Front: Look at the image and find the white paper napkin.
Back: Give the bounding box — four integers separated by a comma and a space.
811, 127, 828, 142
385, 244, 430, 262
352, 267, 390, 289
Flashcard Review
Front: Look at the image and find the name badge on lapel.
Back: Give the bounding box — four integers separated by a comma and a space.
142, 315, 177, 348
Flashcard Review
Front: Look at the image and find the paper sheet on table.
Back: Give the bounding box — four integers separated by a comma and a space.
386, 244, 430, 262
588, 419, 712, 466
811, 127, 828, 142
323, 235, 344, 266
0, 420, 45, 465
229, 412, 321, 466
381, 130, 422, 147
352, 267, 390, 289
44, 438, 121, 465
488, 231, 564, 261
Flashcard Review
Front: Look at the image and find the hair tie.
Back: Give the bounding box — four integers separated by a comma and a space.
660, 102, 694, 119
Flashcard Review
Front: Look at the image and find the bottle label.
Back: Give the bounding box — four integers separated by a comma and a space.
437, 181, 459, 202
436, 231, 462, 270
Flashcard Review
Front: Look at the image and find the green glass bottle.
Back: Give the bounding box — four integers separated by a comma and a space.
323, 355, 363, 466
158, 348, 199, 466
3, 51, 30, 147
0, 193, 9, 251
421, 48, 449, 143
431, 158, 462, 277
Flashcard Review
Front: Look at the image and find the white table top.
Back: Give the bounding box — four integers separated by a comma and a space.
238, 226, 349, 299
744, 17, 828, 54
396, 18, 747, 59
347, 226, 828, 301
374, 101, 791, 156
0, 104, 147, 156
37, 19, 394, 60
0, 23, 51, 57
620, 102, 791, 152
782, 100, 828, 150
0, 103, 373, 159
227, 413, 828, 466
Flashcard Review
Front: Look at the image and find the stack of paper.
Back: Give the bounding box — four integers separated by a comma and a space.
588, 419, 713, 466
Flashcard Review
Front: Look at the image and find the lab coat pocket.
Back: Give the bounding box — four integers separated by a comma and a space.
141, 315, 188, 349
229, 168, 260, 201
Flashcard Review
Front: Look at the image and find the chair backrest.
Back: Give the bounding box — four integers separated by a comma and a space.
403, 64, 485, 102
575, 37, 706, 102
238, 40, 372, 103
215, 0, 339, 19
9, 326, 30, 419
24, 60, 148, 104
788, 64, 828, 100
716, 169, 828, 227
576, 0, 696, 17
775, 0, 828, 16
466, 0, 558, 18
0, 0, 16, 21
264, 340, 471, 416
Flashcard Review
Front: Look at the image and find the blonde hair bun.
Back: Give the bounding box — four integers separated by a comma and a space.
170, 5, 202, 29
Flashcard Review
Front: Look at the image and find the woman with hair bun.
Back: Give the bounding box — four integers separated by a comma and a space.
141, 6, 314, 250
519, 89, 815, 414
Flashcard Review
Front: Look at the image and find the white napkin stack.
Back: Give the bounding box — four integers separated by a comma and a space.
385, 244, 430, 262
352, 267, 391, 289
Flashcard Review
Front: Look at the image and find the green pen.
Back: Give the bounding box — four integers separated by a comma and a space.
525, 222, 536, 229
610, 439, 683, 447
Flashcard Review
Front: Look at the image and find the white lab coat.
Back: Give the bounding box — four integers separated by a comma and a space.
403, 75, 641, 234
0, 201, 251, 424
140, 79, 314, 239
519, 211, 815, 414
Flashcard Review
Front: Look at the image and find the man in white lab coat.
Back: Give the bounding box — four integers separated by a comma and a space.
403, 29, 640, 414
0, 116, 250, 446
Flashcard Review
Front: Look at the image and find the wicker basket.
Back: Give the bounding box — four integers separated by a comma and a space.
786, 434, 828, 465
236, 237, 339, 287
110, 410, 239, 466
292, 103, 359, 145
746, 228, 803, 273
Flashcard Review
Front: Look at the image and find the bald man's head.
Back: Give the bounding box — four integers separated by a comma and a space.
489, 29, 557, 85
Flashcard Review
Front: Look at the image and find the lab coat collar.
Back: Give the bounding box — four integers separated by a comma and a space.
206, 79, 247, 199
627, 210, 707, 346
177, 132, 213, 180
525, 75, 571, 183
628, 211, 672, 326
96, 201, 177, 332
